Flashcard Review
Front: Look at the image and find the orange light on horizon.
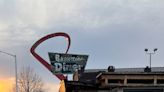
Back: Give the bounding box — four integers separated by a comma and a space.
0, 78, 14, 92
0, 77, 61, 92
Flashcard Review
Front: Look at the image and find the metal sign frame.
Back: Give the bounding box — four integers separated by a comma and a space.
30, 32, 71, 80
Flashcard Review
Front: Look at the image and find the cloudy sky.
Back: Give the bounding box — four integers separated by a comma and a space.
1, 0, 164, 92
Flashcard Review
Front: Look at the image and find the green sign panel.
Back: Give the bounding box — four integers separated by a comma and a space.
48, 52, 88, 74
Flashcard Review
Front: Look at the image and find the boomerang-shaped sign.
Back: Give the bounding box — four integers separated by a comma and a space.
30, 32, 71, 80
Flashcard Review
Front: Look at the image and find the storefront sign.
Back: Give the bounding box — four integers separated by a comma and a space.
48, 53, 88, 74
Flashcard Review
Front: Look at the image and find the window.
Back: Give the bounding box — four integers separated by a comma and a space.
157, 79, 164, 84
108, 79, 124, 84
127, 79, 154, 84
124, 89, 163, 92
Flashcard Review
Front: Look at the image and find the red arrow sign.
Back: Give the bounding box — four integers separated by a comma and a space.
30, 32, 71, 80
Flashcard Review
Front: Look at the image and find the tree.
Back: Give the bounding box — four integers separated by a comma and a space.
13, 66, 45, 92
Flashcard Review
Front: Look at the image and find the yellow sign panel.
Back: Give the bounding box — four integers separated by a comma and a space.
59, 80, 66, 92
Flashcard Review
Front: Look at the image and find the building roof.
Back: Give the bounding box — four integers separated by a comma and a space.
84, 67, 164, 73
79, 72, 100, 84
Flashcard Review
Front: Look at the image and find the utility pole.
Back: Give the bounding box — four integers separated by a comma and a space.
0, 51, 18, 92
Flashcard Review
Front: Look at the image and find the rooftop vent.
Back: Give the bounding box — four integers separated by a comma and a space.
144, 66, 151, 72
108, 66, 115, 72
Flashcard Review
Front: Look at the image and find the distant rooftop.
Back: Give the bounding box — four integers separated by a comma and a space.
84, 67, 164, 73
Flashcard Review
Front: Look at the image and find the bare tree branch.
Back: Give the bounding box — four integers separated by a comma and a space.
12, 66, 45, 92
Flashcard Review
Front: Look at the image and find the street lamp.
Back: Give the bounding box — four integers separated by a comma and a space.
0, 50, 18, 92
144, 48, 158, 68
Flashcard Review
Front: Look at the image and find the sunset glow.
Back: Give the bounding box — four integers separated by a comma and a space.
0, 78, 14, 92
45, 82, 60, 92
0, 77, 61, 92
